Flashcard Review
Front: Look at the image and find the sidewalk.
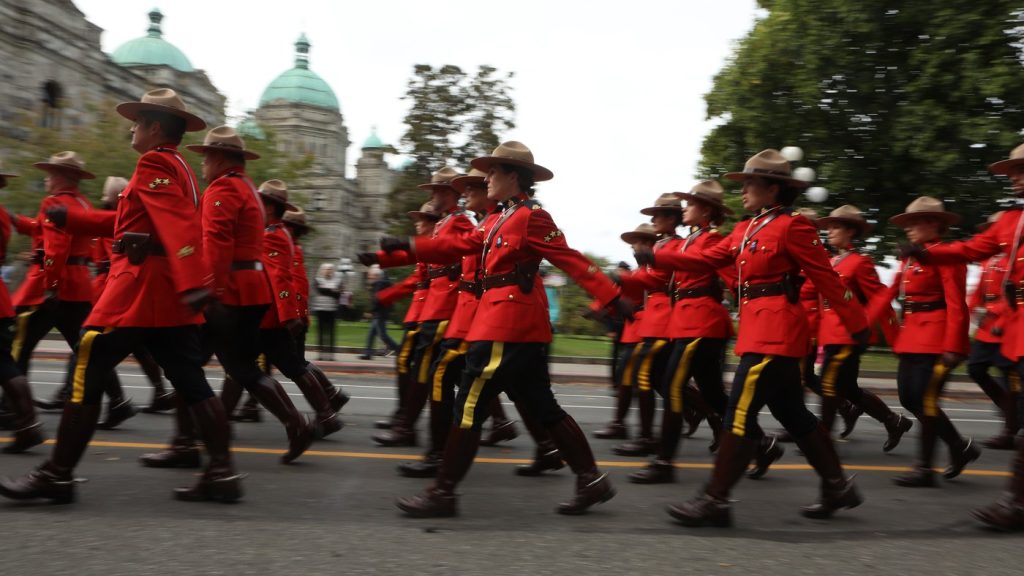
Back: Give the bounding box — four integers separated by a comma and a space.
34, 336, 991, 400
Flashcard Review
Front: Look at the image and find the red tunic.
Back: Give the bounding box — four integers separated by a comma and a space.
444, 212, 500, 340
968, 254, 1008, 345
619, 235, 681, 339
40, 190, 94, 302
0, 209, 16, 318
87, 146, 209, 327
819, 249, 897, 346
412, 194, 620, 343
11, 215, 45, 307
867, 242, 969, 356
655, 208, 867, 358
418, 209, 475, 322
260, 219, 299, 328
377, 264, 430, 324
200, 169, 271, 308
666, 227, 734, 340
292, 242, 309, 322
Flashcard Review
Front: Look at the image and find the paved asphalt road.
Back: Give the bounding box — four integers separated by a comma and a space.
1, 358, 1021, 575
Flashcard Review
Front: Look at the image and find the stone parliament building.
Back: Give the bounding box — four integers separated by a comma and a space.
0, 0, 393, 271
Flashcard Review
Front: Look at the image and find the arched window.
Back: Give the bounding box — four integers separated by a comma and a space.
40, 80, 62, 128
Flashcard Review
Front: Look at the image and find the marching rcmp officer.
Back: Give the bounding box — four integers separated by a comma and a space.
373, 167, 475, 448
371, 203, 437, 430
964, 211, 1020, 450
814, 205, 913, 451
905, 144, 1024, 529
139, 126, 314, 468
384, 141, 629, 517
642, 149, 868, 527
630, 181, 734, 483
0, 88, 244, 503
871, 196, 977, 488
0, 162, 45, 454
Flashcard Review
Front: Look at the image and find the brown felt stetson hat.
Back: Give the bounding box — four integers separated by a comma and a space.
33, 151, 95, 180
407, 201, 442, 221
620, 223, 658, 244
639, 193, 683, 215
977, 211, 1004, 232
470, 141, 554, 182
417, 167, 463, 191
675, 180, 734, 216
889, 196, 960, 227
816, 204, 873, 237
116, 88, 207, 132
451, 168, 487, 193
186, 125, 260, 160
258, 179, 297, 211
282, 206, 313, 231
0, 157, 17, 179
725, 149, 810, 188
101, 176, 128, 204
989, 144, 1024, 176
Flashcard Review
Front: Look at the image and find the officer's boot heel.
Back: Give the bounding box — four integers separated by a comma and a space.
547, 416, 616, 514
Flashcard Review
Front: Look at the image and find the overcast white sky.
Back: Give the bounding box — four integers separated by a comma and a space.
74, 0, 760, 264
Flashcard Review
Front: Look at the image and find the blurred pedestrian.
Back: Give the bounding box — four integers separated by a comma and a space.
312, 263, 341, 360
362, 265, 399, 359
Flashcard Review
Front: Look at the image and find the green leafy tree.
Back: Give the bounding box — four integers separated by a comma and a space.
555, 254, 612, 336
701, 1, 1024, 249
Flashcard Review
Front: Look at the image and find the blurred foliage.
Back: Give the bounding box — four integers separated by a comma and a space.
554, 253, 613, 337
701, 1, 1024, 255
387, 64, 516, 236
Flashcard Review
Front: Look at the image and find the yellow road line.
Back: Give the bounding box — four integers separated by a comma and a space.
2, 437, 1012, 478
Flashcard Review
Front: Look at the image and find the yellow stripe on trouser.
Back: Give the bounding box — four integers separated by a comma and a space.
10, 306, 37, 362
620, 342, 643, 389
923, 359, 950, 418
1009, 370, 1021, 394
432, 340, 469, 402
460, 342, 504, 429
637, 339, 668, 392
820, 346, 852, 398
417, 320, 449, 384
669, 338, 702, 413
257, 353, 268, 373
732, 355, 774, 437
396, 326, 421, 375
72, 330, 103, 404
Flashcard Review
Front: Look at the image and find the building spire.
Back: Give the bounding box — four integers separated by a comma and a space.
146, 8, 164, 38
295, 33, 310, 69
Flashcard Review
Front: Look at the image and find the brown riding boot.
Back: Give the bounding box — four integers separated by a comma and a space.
512, 398, 564, 476
613, 388, 656, 456
746, 434, 785, 479
894, 413, 938, 487
983, 388, 1020, 450
140, 395, 202, 468
296, 370, 343, 439
935, 411, 981, 479
547, 416, 616, 515
249, 375, 314, 464
794, 423, 863, 519
667, 430, 757, 527
398, 398, 451, 478
819, 395, 841, 437
0, 403, 102, 503
97, 373, 137, 430
1, 376, 45, 453
174, 397, 243, 503
308, 363, 349, 413
374, 377, 428, 447
480, 397, 518, 446
396, 426, 481, 517
682, 385, 707, 437
856, 391, 913, 452
838, 398, 863, 439
594, 382, 632, 439
972, 445, 1024, 531
631, 407, 683, 484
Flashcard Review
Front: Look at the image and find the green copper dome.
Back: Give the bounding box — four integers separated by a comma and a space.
362, 127, 384, 149
111, 8, 194, 73
259, 34, 339, 111
237, 117, 266, 140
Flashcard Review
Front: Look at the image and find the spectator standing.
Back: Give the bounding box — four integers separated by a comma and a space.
361, 265, 399, 359
312, 263, 341, 361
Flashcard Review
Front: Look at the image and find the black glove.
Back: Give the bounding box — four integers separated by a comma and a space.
896, 242, 926, 261
358, 252, 379, 266
610, 296, 636, 322
634, 247, 655, 268
181, 287, 214, 313
45, 206, 68, 228
380, 236, 411, 253
851, 328, 871, 353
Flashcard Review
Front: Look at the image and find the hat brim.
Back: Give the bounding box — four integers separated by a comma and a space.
185, 144, 260, 160
0, 172, 17, 178
888, 211, 960, 227
407, 210, 442, 221
32, 162, 96, 180
989, 158, 1024, 176
258, 191, 297, 211
639, 205, 682, 216
816, 216, 873, 235
418, 182, 458, 192
116, 101, 207, 132
451, 176, 485, 193
620, 231, 658, 244
470, 156, 553, 182
674, 192, 735, 215
724, 171, 811, 189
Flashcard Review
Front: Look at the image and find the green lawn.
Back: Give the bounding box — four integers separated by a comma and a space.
307, 319, 959, 374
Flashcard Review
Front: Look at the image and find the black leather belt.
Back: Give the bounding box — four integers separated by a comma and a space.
903, 300, 946, 313
741, 281, 786, 300
231, 260, 263, 271
458, 280, 479, 293
111, 238, 166, 256
983, 293, 999, 303
66, 256, 91, 266
674, 285, 721, 300
427, 264, 459, 280
480, 272, 518, 291
415, 281, 430, 290
96, 260, 111, 274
